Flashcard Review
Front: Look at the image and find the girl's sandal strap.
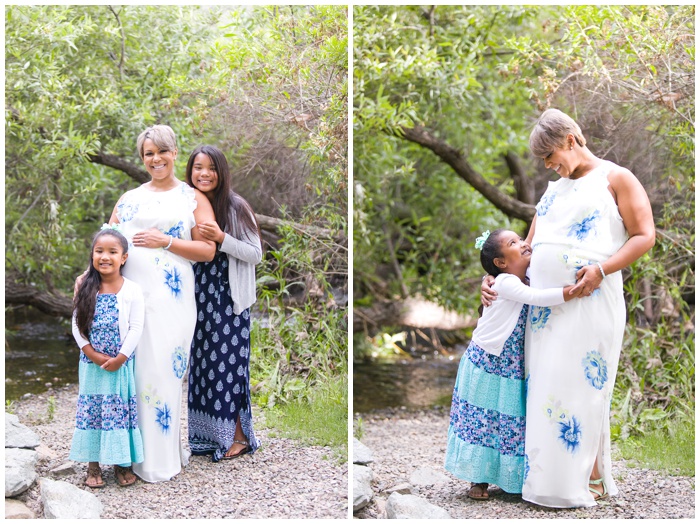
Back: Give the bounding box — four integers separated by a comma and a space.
85, 465, 105, 488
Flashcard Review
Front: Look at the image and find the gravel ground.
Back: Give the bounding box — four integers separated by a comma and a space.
354, 407, 695, 519
11, 383, 348, 519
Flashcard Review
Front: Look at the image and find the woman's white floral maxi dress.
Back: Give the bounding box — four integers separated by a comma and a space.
522, 162, 628, 507
117, 182, 197, 482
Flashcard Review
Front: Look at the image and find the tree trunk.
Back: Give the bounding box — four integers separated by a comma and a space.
5, 281, 74, 318
399, 125, 536, 222
6, 214, 342, 319
88, 152, 150, 184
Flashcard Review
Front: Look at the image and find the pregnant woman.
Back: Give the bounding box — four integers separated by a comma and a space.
109, 125, 216, 482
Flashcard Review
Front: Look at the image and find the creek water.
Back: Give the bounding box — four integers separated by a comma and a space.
5, 309, 78, 401
352, 349, 465, 413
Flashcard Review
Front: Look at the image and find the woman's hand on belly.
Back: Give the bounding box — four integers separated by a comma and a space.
132, 228, 170, 249
570, 264, 604, 297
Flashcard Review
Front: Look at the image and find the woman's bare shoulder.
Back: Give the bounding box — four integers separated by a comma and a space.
605, 161, 636, 180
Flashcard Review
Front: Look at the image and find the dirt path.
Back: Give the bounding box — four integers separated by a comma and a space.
354, 408, 694, 519
11, 384, 348, 519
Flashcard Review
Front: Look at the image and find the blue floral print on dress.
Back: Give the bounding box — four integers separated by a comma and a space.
155, 403, 172, 434
164, 266, 183, 297
523, 454, 530, 481
117, 201, 139, 223
536, 191, 556, 216
75, 394, 139, 431
80, 294, 122, 363
530, 306, 551, 332
172, 346, 188, 379
449, 393, 525, 456
558, 416, 581, 453
582, 350, 608, 390
567, 210, 601, 241
164, 221, 184, 239
467, 304, 527, 380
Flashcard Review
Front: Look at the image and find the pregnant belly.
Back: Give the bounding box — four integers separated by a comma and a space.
529, 244, 582, 288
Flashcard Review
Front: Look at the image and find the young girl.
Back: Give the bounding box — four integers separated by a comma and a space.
69, 227, 145, 488
185, 145, 263, 462
444, 229, 579, 500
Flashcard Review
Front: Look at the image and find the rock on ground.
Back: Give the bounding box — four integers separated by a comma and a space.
353, 464, 374, 511
385, 492, 452, 519
10, 383, 348, 519
354, 407, 695, 519
353, 437, 374, 465
40, 478, 103, 519
5, 448, 38, 497
409, 466, 450, 486
5, 498, 36, 519
5, 413, 40, 449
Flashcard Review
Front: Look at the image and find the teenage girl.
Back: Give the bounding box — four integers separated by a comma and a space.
185, 145, 263, 462
444, 229, 581, 500
69, 227, 145, 487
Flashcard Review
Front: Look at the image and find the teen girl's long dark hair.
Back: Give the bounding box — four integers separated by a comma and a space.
73, 229, 129, 340
185, 145, 260, 241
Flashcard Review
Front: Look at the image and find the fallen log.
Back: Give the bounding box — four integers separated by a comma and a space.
5, 282, 73, 318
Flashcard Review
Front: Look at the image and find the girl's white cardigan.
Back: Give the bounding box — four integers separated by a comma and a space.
71, 277, 145, 359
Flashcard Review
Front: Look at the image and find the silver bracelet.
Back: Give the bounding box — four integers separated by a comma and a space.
164, 236, 174, 250
596, 262, 606, 279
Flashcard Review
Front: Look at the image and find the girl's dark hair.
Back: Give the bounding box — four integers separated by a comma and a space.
73, 229, 128, 340
480, 228, 506, 277
185, 145, 260, 241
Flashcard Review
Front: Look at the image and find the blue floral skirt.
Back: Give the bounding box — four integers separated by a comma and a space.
444, 305, 527, 494
69, 359, 144, 466
188, 253, 259, 462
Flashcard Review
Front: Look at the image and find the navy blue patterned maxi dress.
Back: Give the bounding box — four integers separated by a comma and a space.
188, 251, 259, 462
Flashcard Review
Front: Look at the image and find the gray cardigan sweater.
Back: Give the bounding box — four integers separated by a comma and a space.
219, 208, 263, 314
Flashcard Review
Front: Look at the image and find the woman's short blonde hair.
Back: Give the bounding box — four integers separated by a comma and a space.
529, 109, 586, 157
136, 125, 177, 159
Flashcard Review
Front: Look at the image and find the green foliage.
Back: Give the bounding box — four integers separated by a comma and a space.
46, 395, 56, 422
265, 376, 348, 462
6, 6, 348, 422
353, 5, 694, 440
617, 420, 694, 476
353, 417, 365, 441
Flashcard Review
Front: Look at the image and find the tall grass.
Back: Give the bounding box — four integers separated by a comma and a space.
265, 375, 348, 462
247, 220, 348, 460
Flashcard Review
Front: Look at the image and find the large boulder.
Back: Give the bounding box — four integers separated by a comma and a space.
353, 464, 374, 512
5, 413, 40, 449
352, 438, 374, 465
40, 478, 103, 519
5, 447, 38, 497
385, 492, 452, 519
